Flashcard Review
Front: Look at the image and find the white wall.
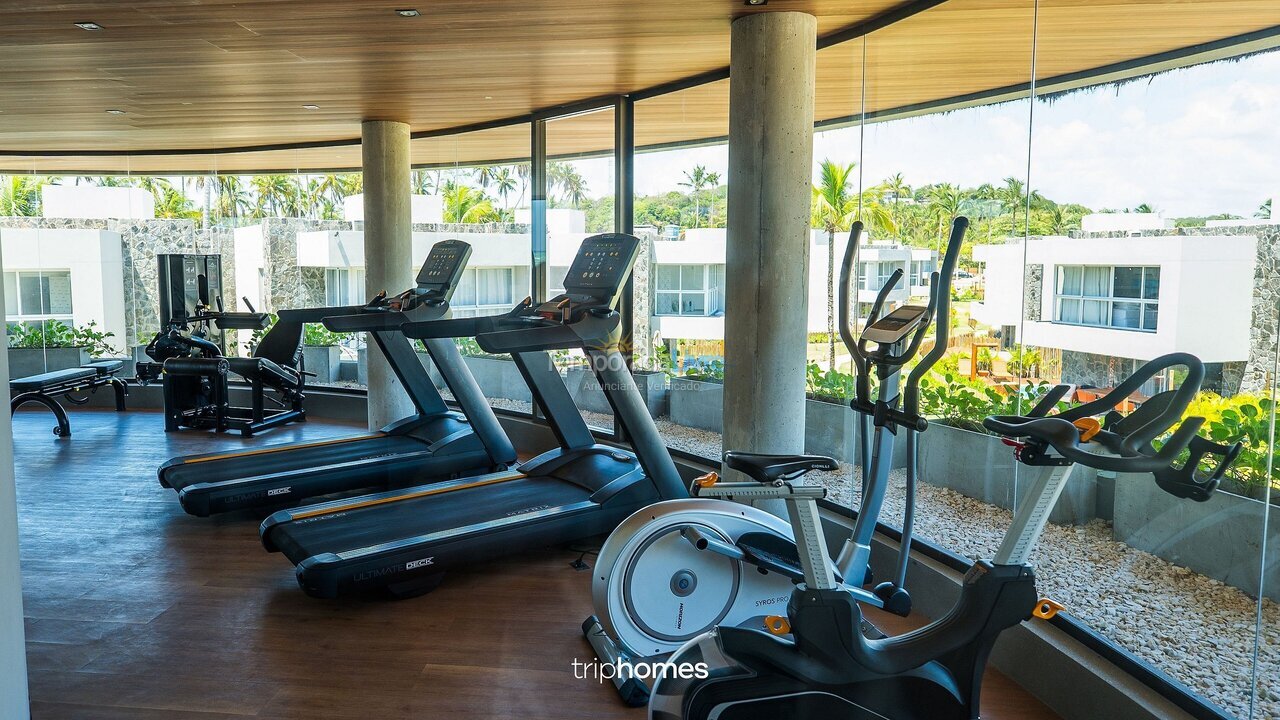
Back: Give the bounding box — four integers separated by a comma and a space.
0, 228, 127, 348
972, 242, 1027, 329
343, 194, 443, 224
0, 269, 31, 719
41, 185, 154, 220
296, 230, 531, 270
233, 225, 266, 316
1017, 235, 1255, 363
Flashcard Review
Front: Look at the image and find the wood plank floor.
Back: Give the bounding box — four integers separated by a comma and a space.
11, 408, 1059, 719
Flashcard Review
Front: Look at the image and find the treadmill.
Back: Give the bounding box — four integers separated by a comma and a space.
157, 239, 517, 517
260, 233, 688, 599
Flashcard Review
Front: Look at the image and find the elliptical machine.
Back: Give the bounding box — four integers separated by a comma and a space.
583, 218, 958, 706
648, 355, 1241, 716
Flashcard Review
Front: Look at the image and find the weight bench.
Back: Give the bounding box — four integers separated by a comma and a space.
10, 360, 128, 438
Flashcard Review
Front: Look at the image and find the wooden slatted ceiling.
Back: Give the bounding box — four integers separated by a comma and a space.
0, 0, 1278, 174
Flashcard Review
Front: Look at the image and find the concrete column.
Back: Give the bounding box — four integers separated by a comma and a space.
0, 273, 30, 718
362, 120, 415, 430
723, 12, 817, 478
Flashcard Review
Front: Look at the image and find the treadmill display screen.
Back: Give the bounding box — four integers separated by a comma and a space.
415, 240, 472, 298
562, 235, 639, 293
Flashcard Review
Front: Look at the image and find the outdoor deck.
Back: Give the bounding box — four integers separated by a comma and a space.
12, 408, 1057, 719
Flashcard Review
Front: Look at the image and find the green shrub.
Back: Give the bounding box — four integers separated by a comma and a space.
684, 359, 724, 382
7, 320, 120, 357
1006, 347, 1041, 378
304, 323, 348, 347
918, 372, 1067, 433
1186, 392, 1276, 495
806, 363, 855, 402
454, 337, 486, 357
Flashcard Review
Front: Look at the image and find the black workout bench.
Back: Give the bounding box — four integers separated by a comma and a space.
10, 360, 128, 437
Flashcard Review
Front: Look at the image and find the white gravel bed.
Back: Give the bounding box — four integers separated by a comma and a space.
486, 397, 1277, 718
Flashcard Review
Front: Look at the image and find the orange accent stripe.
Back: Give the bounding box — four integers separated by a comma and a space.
286, 471, 527, 520
179, 433, 385, 464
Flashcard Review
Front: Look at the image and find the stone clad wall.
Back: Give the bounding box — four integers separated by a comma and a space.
1023, 263, 1044, 322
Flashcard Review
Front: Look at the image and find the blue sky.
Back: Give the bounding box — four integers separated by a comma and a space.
604, 51, 1280, 219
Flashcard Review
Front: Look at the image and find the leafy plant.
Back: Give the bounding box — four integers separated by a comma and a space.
454, 337, 486, 357
246, 314, 276, 353
918, 372, 1067, 433
1186, 393, 1276, 497
976, 348, 995, 373
806, 363, 855, 402
684, 359, 724, 382
304, 323, 348, 347
7, 320, 120, 357
1006, 347, 1042, 378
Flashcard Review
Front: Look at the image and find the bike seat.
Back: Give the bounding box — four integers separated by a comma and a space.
723, 452, 839, 484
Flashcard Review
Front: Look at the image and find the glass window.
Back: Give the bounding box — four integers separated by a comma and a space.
6, 270, 72, 319
1055, 265, 1158, 332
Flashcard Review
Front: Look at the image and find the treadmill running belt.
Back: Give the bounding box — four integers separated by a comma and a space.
162, 434, 439, 491
271, 476, 589, 563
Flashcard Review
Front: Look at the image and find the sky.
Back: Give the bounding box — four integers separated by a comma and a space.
575, 51, 1280, 219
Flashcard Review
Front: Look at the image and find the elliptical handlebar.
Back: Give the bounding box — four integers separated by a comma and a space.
904, 217, 968, 419
838, 222, 871, 409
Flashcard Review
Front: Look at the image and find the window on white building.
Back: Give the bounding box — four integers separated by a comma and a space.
452, 267, 515, 318
4, 271, 73, 324
324, 268, 366, 307
1054, 265, 1159, 332
654, 264, 724, 316
859, 261, 899, 291
909, 259, 934, 287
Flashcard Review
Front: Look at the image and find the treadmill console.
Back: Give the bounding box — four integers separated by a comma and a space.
862, 305, 928, 345
535, 233, 640, 320
414, 239, 472, 301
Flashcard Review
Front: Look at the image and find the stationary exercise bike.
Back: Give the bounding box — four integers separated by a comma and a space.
583, 218, 958, 706
647, 347, 1242, 719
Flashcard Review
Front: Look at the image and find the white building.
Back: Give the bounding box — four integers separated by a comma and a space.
974, 233, 1256, 388
1080, 212, 1174, 234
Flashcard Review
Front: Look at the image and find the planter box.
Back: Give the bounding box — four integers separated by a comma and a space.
566, 366, 669, 419
462, 355, 531, 404
357, 347, 367, 386
338, 359, 359, 383
805, 398, 908, 469
919, 423, 1097, 525
302, 346, 341, 384
7, 347, 88, 379
1114, 477, 1280, 602
669, 378, 723, 432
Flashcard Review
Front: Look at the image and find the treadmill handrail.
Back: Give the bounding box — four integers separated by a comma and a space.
325, 309, 426, 333
402, 298, 532, 340
477, 321, 604, 354
277, 305, 367, 324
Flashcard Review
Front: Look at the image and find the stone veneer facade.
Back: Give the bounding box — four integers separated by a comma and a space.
0, 216, 236, 350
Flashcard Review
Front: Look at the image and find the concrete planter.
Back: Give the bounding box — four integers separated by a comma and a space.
805, 398, 908, 469
7, 347, 88, 379
919, 422, 1097, 525
566, 366, 669, 419
669, 378, 723, 432
357, 347, 368, 386
1114, 477, 1280, 602
462, 355, 531, 404
338, 359, 359, 383
302, 345, 341, 384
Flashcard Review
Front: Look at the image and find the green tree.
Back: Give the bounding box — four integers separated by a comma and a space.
883, 173, 911, 205
678, 165, 721, 228
811, 160, 896, 369
1257, 199, 1272, 219
0, 175, 48, 216
442, 182, 501, 223
491, 166, 518, 208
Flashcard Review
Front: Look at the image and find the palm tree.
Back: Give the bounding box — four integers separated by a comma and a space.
561, 172, 588, 209
926, 183, 968, 245
252, 175, 302, 217
441, 182, 500, 223
1132, 202, 1157, 214
996, 177, 1025, 229
883, 173, 911, 205
411, 169, 441, 196
546, 162, 587, 207
678, 165, 721, 229
1258, 199, 1273, 219
491, 166, 518, 208
0, 175, 48, 216
212, 176, 252, 221
474, 165, 497, 189
154, 186, 200, 219
811, 160, 897, 370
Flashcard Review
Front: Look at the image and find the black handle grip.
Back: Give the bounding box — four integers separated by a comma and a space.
1154, 436, 1242, 501
839, 222, 871, 408
1056, 352, 1204, 453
